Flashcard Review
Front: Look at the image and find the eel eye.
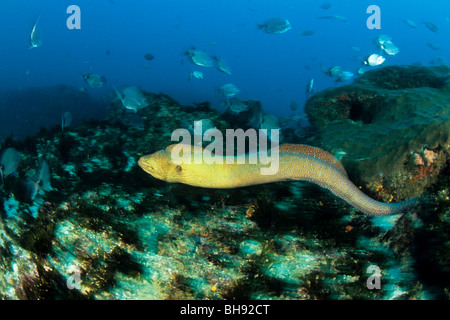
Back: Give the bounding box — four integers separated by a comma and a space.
176, 165, 182, 172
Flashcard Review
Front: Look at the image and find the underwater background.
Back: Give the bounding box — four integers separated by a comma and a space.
0, 0, 449, 300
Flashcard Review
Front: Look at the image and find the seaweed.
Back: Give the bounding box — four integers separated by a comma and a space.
18, 203, 61, 257
15, 258, 87, 300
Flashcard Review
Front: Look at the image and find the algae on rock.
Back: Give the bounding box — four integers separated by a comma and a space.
305, 65, 450, 199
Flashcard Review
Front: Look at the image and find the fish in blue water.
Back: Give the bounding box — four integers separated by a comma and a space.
83, 73, 107, 88
29, 15, 42, 48
423, 21, 439, 33
61, 111, 73, 131
306, 78, 314, 97
0, 148, 20, 184
219, 83, 240, 98
259, 17, 292, 34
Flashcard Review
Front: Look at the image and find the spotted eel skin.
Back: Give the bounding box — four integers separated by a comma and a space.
138, 143, 417, 216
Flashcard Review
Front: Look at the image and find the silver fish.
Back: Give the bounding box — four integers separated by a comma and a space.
424, 21, 439, 33
189, 71, 204, 80
24, 159, 51, 201
114, 86, 149, 112
260, 113, 281, 141
29, 15, 42, 48
226, 97, 249, 114
365, 54, 385, 67
317, 15, 347, 22
83, 73, 107, 87
375, 34, 392, 46
0, 148, 20, 184
259, 17, 292, 34
427, 43, 440, 50
186, 47, 213, 67
219, 83, 240, 98
306, 78, 314, 97
328, 66, 343, 77
403, 19, 417, 28
337, 71, 354, 82
381, 40, 399, 56
214, 56, 232, 75
61, 111, 73, 131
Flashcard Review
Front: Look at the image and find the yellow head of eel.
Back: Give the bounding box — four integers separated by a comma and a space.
138, 144, 228, 188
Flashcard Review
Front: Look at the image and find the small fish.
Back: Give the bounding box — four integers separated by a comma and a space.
61, 111, 73, 131
289, 113, 307, 122
259, 17, 292, 34
226, 97, 249, 113
193, 119, 216, 136
0, 148, 20, 184
24, 159, 51, 200
189, 71, 204, 80
334, 151, 347, 161
290, 101, 299, 111
375, 34, 392, 46
260, 113, 281, 141
144, 53, 154, 61
423, 21, 439, 33
219, 83, 240, 98
403, 19, 417, 28
381, 40, 399, 56
301, 30, 314, 36
306, 78, 314, 97
83, 73, 107, 87
358, 67, 369, 75
430, 56, 447, 65
113, 86, 149, 112
214, 56, 232, 75
317, 15, 347, 22
336, 71, 354, 82
328, 66, 343, 77
34, 160, 51, 191
181, 119, 217, 145
29, 15, 42, 49
186, 47, 213, 67
427, 43, 440, 50
365, 54, 385, 67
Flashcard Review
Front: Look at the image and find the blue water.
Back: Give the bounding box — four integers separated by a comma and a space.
0, 0, 448, 137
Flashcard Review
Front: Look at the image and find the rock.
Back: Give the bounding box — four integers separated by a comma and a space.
239, 240, 263, 256
305, 65, 450, 199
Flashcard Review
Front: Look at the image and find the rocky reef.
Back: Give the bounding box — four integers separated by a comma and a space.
305, 65, 450, 298
306, 65, 450, 200
0, 66, 449, 300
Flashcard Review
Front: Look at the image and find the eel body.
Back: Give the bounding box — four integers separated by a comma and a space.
138, 144, 417, 216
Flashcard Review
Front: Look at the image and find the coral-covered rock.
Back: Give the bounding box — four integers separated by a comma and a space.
305, 65, 450, 199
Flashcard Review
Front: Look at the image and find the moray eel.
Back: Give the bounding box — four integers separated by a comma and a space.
138, 143, 417, 216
